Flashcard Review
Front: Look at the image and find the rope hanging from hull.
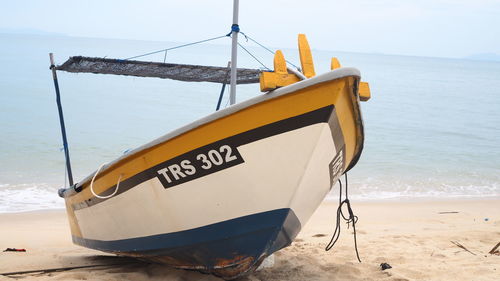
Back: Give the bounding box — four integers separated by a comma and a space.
325, 173, 362, 262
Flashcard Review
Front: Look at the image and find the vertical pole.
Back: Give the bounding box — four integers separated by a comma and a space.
229, 0, 239, 105
216, 61, 232, 111
49, 53, 74, 186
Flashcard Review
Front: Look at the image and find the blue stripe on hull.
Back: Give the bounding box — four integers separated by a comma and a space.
73, 208, 301, 274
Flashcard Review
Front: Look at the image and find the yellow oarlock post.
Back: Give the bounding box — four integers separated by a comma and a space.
359, 82, 371, 101
331, 57, 341, 70
260, 34, 371, 101
260, 50, 300, 92
273, 50, 288, 75
298, 34, 315, 78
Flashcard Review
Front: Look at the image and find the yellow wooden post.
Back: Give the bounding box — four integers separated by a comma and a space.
260, 50, 300, 92
359, 82, 371, 101
298, 34, 315, 78
274, 50, 287, 74
331, 57, 341, 70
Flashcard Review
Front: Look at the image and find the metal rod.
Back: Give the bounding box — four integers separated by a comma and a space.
287, 66, 307, 80
49, 53, 74, 186
216, 85, 227, 111
229, 0, 239, 105
216, 62, 231, 111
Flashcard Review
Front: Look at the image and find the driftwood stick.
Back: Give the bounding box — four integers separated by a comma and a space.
0, 262, 133, 276
489, 242, 500, 255
451, 241, 476, 256
438, 211, 459, 214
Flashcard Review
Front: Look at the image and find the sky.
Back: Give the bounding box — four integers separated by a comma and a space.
1, 0, 499, 58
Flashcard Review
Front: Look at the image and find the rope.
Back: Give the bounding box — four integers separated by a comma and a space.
325, 173, 362, 263
240, 32, 301, 70
124, 35, 228, 60
237, 43, 270, 70
90, 163, 123, 199
0, 262, 136, 276
226, 26, 270, 70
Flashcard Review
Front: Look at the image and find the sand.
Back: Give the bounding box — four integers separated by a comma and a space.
0, 199, 499, 281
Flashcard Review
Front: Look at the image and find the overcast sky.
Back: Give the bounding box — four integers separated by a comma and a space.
1, 0, 499, 58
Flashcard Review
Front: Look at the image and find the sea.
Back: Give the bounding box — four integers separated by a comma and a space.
0, 33, 499, 212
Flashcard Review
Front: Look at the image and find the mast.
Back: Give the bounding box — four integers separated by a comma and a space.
229, 0, 239, 105
49, 53, 74, 186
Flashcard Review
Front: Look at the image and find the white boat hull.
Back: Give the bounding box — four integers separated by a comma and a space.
74, 120, 341, 242
60, 69, 364, 279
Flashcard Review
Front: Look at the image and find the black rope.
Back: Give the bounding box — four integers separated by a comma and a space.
237, 43, 270, 70
124, 35, 228, 60
0, 262, 136, 276
325, 173, 361, 263
240, 32, 301, 70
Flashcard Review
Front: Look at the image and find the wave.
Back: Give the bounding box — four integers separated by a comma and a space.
326, 180, 500, 201
1, 180, 499, 213
0, 183, 64, 213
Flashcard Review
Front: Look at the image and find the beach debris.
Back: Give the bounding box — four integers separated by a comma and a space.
313, 234, 327, 237
438, 211, 459, 214
484, 218, 489, 221
451, 241, 476, 255
380, 263, 392, 270
489, 242, 500, 255
3, 248, 26, 252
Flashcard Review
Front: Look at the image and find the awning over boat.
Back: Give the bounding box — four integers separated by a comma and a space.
56, 56, 261, 84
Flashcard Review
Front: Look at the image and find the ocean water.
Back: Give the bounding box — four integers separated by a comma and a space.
0, 33, 499, 212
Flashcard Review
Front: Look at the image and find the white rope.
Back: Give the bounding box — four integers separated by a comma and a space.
90, 163, 123, 199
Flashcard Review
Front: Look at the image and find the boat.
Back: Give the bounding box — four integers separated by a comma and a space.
50, 1, 371, 279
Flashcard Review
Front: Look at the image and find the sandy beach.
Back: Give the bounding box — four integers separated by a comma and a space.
1, 199, 498, 281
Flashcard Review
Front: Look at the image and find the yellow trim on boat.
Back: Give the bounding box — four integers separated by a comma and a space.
65, 201, 82, 236
69, 78, 357, 204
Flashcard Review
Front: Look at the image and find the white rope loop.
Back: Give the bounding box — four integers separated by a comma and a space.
90, 163, 122, 199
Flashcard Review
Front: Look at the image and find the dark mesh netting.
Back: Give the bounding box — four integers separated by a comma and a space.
57, 56, 261, 84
